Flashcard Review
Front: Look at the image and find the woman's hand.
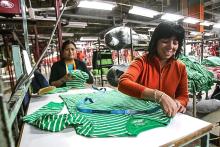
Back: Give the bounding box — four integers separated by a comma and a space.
51, 73, 74, 87
175, 100, 186, 113
157, 91, 178, 117
60, 73, 74, 83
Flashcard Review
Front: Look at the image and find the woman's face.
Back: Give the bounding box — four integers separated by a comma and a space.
62, 43, 76, 60
156, 36, 179, 60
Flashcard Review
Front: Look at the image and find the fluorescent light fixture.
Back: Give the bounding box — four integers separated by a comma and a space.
200, 21, 213, 26
64, 22, 87, 28
28, 34, 50, 39
183, 17, 200, 24
34, 16, 56, 21
190, 31, 201, 36
148, 28, 155, 32
204, 32, 214, 36
129, 6, 160, 18
213, 23, 220, 28
161, 13, 184, 22
78, 1, 116, 10
62, 33, 74, 37
75, 41, 87, 45
80, 36, 98, 41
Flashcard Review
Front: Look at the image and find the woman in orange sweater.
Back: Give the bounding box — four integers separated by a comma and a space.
118, 22, 188, 117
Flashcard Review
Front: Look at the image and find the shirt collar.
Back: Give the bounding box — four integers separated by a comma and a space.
151, 55, 175, 69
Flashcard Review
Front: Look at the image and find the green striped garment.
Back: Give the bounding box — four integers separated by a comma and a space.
46, 87, 71, 94
60, 90, 171, 137
179, 55, 214, 93
23, 102, 94, 135
23, 90, 171, 137
66, 70, 89, 89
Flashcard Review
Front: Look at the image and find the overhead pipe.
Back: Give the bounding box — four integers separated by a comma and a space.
55, 0, 62, 51
33, 25, 40, 63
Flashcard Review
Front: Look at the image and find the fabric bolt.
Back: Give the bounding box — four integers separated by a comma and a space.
179, 55, 214, 93
60, 90, 171, 137
66, 70, 89, 89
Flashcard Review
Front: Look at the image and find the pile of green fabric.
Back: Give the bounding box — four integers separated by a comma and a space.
46, 87, 71, 94
23, 90, 171, 137
66, 70, 89, 89
23, 102, 93, 134
201, 56, 220, 67
178, 55, 214, 93
60, 90, 171, 137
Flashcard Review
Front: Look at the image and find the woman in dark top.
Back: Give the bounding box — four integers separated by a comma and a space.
49, 40, 93, 87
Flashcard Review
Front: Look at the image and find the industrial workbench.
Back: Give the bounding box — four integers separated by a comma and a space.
18, 87, 213, 147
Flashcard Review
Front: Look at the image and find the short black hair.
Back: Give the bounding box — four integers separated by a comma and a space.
61, 40, 76, 51
148, 22, 185, 59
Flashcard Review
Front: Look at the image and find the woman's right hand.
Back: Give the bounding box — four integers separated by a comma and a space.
60, 73, 74, 83
158, 91, 178, 117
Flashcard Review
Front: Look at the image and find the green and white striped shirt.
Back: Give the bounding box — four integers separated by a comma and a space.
23, 90, 171, 137
66, 70, 89, 89
61, 90, 171, 137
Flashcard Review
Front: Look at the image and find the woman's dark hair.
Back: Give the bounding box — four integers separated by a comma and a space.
148, 22, 185, 59
61, 40, 76, 51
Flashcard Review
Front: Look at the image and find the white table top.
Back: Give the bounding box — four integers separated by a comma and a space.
19, 88, 213, 147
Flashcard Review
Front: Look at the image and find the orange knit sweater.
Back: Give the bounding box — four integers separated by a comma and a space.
118, 54, 189, 107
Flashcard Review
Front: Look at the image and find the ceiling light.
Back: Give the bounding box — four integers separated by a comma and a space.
34, 16, 56, 21
129, 6, 160, 18
161, 13, 184, 22
80, 36, 98, 41
204, 32, 214, 36
78, 1, 116, 10
62, 33, 74, 37
64, 22, 87, 28
75, 41, 87, 45
183, 17, 200, 24
148, 28, 155, 32
213, 23, 220, 28
200, 21, 213, 26
190, 31, 201, 36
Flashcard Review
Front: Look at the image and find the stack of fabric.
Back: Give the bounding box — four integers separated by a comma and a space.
179, 55, 214, 93
23, 90, 171, 137
66, 70, 89, 89
202, 56, 220, 81
202, 56, 220, 67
